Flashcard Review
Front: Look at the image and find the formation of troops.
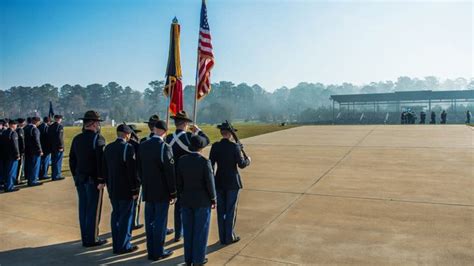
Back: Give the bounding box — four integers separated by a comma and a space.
0, 115, 65, 192
69, 110, 250, 265
400, 110, 471, 124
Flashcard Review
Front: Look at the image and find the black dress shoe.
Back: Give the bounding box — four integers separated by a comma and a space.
52, 177, 65, 181
149, 249, 173, 261
83, 239, 108, 247
132, 224, 144, 230
195, 258, 208, 265
231, 236, 240, 244
28, 182, 43, 187
5, 188, 20, 193
39, 177, 50, 180
223, 236, 240, 245
166, 228, 175, 235
117, 245, 138, 254
174, 236, 182, 242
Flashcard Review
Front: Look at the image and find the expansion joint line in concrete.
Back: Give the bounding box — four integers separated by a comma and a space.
303, 126, 378, 193
235, 254, 300, 265
306, 193, 474, 208
245, 142, 473, 150
224, 128, 379, 265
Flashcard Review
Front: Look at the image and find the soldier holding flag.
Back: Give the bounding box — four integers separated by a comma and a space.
163, 15, 211, 242
165, 111, 210, 242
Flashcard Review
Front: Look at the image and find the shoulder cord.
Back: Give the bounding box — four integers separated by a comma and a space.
123, 143, 129, 163
170, 131, 191, 153
92, 133, 99, 150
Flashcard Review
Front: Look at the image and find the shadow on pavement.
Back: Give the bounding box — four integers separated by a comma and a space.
0, 232, 226, 265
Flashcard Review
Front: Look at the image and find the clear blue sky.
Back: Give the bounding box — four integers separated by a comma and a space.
0, 0, 472, 92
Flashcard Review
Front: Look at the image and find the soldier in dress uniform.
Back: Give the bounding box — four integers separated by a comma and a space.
47, 115, 65, 181
24, 117, 43, 187
466, 110, 471, 124
103, 124, 140, 254
419, 111, 426, 124
15, 118, 26, 184
140, 115, 160, 143
440, 110, 447, 124
177, 135, 216, 266
406, 111, 413, 124
209, 122, 251, 245
127, 124, 144, 230
38, 117, 52, 180
69, 110, 107, 247
430, 111, 436, 124
165, 110, 210, 242
138, 115, 175, 235
0, 119, 20, 192
139, 120, 176, 261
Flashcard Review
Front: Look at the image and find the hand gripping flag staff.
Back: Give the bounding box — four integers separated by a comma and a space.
164, 17, 184, 128
193, 0, 215, 123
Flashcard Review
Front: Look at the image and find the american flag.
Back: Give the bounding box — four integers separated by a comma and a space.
196, 0, 214, 100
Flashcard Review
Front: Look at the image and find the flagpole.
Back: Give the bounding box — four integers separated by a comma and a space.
193, 48, 200, 126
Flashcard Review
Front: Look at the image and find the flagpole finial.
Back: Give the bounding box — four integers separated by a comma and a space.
173, 17, 178, 23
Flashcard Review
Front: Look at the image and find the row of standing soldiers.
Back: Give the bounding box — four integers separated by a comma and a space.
0, 116, 65, 192
400, 110, 470, 124
69, 110, 250, 265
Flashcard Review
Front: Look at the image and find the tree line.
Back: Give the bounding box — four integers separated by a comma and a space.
0, 76, 472, 124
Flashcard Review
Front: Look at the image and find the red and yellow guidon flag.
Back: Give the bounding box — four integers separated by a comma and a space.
164, 17, 183, 116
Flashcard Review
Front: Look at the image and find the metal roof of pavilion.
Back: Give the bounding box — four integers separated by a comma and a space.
330, 90, 474, 103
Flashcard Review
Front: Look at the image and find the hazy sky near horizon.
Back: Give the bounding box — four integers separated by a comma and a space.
0, 0, 472, 92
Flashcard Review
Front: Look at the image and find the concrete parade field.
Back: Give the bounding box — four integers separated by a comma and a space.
0, 125, 473, 265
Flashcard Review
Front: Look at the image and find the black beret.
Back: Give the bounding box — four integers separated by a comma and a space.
117, 124, 133, 134
189, 135, 207, 151
153, 120, 168, 131
145, 114, 160, 124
